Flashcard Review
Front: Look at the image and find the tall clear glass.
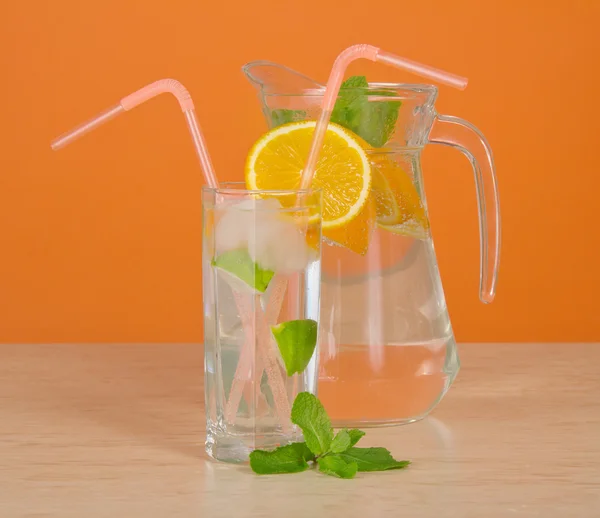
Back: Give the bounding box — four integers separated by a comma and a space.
203, 184, 322, 462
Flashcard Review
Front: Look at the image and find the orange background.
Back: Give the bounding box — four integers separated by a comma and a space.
1, 1, 598, 343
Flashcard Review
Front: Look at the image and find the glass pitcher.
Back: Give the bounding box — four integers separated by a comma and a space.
243, 61, 500, 427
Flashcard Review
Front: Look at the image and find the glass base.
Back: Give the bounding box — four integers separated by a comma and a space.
205, 435, 251, 464
205, 422, 302, 463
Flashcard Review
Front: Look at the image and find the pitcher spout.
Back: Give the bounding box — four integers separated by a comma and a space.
242, 61, 325, 128
242, 60, 323, 95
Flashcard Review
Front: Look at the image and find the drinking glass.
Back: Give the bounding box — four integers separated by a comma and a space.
202, 184, 322, 462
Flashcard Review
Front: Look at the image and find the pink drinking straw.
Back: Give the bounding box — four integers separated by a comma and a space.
51, 78, 291, 428
225, 275, 289, 426
300, 44, 469, 189
228, 290, 291, 431
51, 79, 218, 188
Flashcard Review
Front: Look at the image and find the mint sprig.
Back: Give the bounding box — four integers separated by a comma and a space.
249, 392, 411, 479
331, 75, 401, 148
269, 76, 401, 148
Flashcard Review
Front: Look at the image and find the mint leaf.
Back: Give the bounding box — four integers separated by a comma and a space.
271, 108, 306, 127
331, 76, 367, 132
249, 442, 315, 474
330, 429, 352, 453
331, 75, 401, 148
337, 447, 410, 472
317, 454, 358, 479
291, 392, 333, 456
339, 76, 369, 89
212, 248, 274, 293
347, 429, 366, 447
271, 319, 318, 376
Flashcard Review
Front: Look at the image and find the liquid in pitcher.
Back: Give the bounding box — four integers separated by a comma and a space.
319, 230, 458, 426
317, 150, 459, 426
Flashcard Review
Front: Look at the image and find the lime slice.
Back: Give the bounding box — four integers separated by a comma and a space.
271, 319, 318, 376
212, 249, 274, 293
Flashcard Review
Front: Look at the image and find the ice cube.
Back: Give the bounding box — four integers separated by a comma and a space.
214, 197, 313, 273
214, 208, 249, 253
248, 216, 312, 274
214, 198, 286, 253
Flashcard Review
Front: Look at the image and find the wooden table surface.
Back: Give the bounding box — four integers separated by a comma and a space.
1, 343, 599, 517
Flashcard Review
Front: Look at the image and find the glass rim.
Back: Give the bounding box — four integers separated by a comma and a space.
202, 182, 322, 196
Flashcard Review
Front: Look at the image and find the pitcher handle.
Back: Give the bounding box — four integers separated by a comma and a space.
428, 114, 500, 304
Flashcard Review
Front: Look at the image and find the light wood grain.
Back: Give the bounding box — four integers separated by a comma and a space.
1, 343, 599, 517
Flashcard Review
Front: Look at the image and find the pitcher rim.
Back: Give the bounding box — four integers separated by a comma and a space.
258, 83, 437, 98
242, 60, 438, 98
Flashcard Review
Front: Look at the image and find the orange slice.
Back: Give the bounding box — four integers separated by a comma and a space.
323, 197, 375, 256
245, 121, 371, 230
370, 154, 429, 238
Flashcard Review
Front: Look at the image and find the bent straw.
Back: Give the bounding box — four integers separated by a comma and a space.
300, 44, 468, 189
225, 275, 288, 426
51, 79, 290, 427
229, 289, 291, 430
51, 79, 218, 188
